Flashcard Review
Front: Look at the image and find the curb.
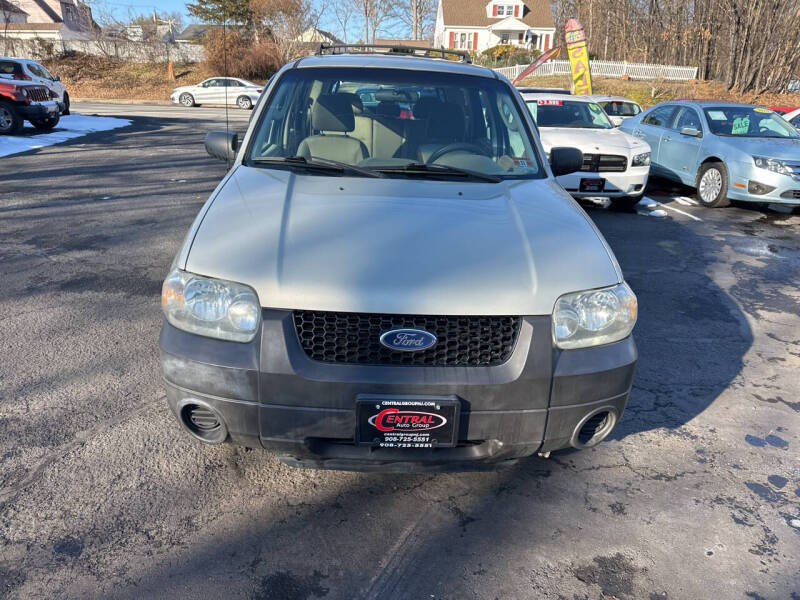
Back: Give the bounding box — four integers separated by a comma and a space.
71, 98, 173, 106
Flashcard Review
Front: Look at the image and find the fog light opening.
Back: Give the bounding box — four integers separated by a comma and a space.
179, 400, 228, 444
748, 181, 776, 196
571, 408, 617, 449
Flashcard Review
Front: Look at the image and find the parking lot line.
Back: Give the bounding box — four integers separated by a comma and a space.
655, 199, 703, 221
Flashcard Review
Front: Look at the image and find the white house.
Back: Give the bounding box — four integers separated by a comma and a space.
1, 0, 28, 24
433, 0, 555, 54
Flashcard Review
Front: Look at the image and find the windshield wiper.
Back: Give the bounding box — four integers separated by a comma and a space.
250, 156, 384, 178
374, 163, 502, 183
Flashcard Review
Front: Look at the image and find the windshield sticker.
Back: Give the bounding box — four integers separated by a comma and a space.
732, 116, 750, 135
512, 157, 532, 167
754, 107, 772, 113
538, 99, 562, 106
707, 110, 727, 121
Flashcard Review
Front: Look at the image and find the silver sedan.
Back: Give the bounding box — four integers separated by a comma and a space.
170, 77, 263, 110
620, 101, 800, 207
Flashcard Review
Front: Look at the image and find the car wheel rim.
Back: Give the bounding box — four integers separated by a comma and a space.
181, 95, 191, 106
239, 98, 249, 109
0, 109, 10, 129
699, 168, 722, 203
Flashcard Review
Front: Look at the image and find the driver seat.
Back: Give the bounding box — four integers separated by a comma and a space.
414, 100, 465, 162
297, 94, 368, 164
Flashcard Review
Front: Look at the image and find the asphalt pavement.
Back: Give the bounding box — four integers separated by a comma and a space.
0, 103, 798, 600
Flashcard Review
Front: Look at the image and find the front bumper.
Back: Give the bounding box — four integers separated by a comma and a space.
727, 160, 800, 205
558, 166, 650, 198
160, 310, 637, 471
18, 100, 59, 121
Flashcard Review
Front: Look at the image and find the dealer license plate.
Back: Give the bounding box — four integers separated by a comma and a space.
356, 397, 460, 449
580, 178, 605, 193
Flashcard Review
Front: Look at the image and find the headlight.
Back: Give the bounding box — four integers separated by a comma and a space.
162, 269, 260, 342
553, 283, 637, 349
753, 156, 792, 176
632, 152, 651, 167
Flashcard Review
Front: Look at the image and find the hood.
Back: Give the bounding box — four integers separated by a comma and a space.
722, 135, 800, 161
539, 127, 650, 156
182, 167, 621, 316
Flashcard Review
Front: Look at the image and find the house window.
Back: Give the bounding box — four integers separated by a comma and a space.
501, 33, 509, 44
496, 5, 504, 16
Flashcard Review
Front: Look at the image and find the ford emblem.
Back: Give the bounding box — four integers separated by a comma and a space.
379, 329, 437, 352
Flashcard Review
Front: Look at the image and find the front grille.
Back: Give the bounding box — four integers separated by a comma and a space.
780, 190, 800, 199
293, 311, 521, 366
580, 153, 628, 172
26, 87, 50, 102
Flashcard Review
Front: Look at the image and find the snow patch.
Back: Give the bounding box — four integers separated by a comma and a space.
637, 208, 667, 218
638, 196, 658, 209
0, 114, 131, 158
674, 196, 698, 206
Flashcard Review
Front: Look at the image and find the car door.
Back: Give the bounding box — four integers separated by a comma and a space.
194, 79, 220, 103
23, 60, 52, 91
658, 106, 704, 185
633, 105, 678, 176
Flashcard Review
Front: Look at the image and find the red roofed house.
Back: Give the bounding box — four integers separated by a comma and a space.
434, 0, 555, 54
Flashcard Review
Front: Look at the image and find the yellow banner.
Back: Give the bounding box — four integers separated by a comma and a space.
565, 19, 593, 95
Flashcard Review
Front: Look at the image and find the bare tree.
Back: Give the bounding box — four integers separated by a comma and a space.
348, 0, 396, 43
396, 0, 435, 40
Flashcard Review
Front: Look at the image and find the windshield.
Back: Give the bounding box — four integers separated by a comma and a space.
599, 100, 641, 117
703, 106, 799, 138
246, 67, 544, 180
526, 99, 613, 129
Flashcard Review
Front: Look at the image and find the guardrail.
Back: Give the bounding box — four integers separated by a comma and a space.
494, 59, 699, 82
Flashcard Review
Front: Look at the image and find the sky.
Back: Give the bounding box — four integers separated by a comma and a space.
91, 0, 407, 40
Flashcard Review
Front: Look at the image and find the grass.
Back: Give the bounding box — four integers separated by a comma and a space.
41, 55, 211, 102
517, 75, 800, 109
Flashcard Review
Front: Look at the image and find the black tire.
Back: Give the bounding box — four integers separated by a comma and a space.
609, 194, 644, 211
179, 93, 196, 108
696, 161, 730, 207
62, 92, 70, 115
0, 101, 23, 135
31, 115, 60, 130
237, 95, 253, 110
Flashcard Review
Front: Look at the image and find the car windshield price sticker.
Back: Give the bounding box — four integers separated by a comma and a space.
357, 398, 459, 448
538, 99, 563, 106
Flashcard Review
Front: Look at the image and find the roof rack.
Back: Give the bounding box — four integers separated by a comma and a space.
315, 43, 472, 64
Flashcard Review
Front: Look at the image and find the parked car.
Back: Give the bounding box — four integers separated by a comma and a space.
584, 95, 643, 127
769, 106, 797, 115
782, 107, 800, 130
170, 77, 263, 110
620, 101, 800, 207
521, 93, 651, 209
159, 48, 639, 471
0, 57, 69, 115
0, 80, 61, 134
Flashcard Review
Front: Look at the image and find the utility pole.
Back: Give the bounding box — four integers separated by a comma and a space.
412, 0, 418, 40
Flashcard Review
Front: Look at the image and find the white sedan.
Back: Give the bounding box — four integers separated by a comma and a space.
170, 77, 263, 110
522, 93, 651, 209
782, 107, 800, 130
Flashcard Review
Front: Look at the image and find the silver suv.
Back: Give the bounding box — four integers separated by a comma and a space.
159, 46, 638, 471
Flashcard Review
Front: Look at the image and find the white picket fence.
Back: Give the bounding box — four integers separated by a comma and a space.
494, 59, 699, 82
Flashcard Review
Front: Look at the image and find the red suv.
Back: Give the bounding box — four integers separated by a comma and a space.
0, 80, 61, 135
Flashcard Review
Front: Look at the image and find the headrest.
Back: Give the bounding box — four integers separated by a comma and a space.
375, 89, 409, 103
413, 97, 444, 119
376, 101, 401, 117
312, 94, 355, 132
426, 102, 465, 140
336, 92, 364, 115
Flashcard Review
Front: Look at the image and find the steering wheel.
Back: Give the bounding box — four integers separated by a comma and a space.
426, 142, 493, 165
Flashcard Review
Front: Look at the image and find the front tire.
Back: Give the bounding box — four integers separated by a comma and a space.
696, 162, 730, 207
0, 102, 23, 135
237, 95, 253, 110
179, 93, 195, 108
31, 115, 60, 130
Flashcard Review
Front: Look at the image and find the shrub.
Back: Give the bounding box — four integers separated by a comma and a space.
202, 29, 279, 80
478, 44, 541, 68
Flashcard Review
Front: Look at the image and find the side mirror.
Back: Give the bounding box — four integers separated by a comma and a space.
54, 75, 61, 82
609, 116, 624, 127
205, 131, 239, 162
680, 126, 702, 138
550, 147, 584, 177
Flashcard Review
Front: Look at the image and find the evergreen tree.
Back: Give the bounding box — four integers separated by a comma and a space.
186, 0, 253, 25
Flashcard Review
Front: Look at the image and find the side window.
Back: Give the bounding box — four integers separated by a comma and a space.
643, 106, 676, 127
205, 79, 221, 87
792, 115, 800, 128
26, 63, 45, 78
587, 103, 607, 126
34, 62, 54, 79
0, 61, 17, 75
672, 107, 702, 132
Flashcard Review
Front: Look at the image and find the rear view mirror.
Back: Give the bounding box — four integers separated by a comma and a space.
550, 147, 584, 177
680, 127, 702, 138
205, 131, 239, 162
